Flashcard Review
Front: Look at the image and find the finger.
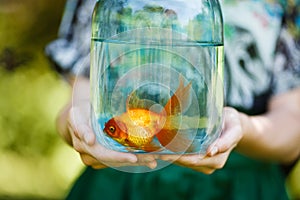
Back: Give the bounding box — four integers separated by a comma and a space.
145, 160, 158, 169
190, 152, 229, 169
208, 108, 242, 156
68, 107, 96, 146
216, 127, 241, 154
67, 109, 81, 140
95, 153, 158, 169
70, 126, 95, 154
71, 131, 86, 153
80, 153, 107, 169
79, 137, 140, 167
81, 152, 144, 169
67, 118, 80, 140
67, 108, 143, 168
68, 107, 88, 139
77, 124, 96, 145
69, 127, 140, 167
136, 154, 158, 163
162, 155, 217, 174
133, 160, 158, 169
88, 143, 138, 164
159, 154, 184, 162
173, 154, 205, 167
175, 150, 231, 170
136, 154, 158, 169
160, 153, 205, 163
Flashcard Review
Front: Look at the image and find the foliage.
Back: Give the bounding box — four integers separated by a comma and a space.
0, 0, 83, 199
0, 0, 68, 158
0, 54, 69, 157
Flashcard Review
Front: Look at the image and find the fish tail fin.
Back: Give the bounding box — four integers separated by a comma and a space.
163, 75, 192, 116
156, 129, 194, 153
157, 75, 194, 153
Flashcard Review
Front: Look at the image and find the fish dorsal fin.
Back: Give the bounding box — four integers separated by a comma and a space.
126, 91, 160, 112
164, 75, 192, 116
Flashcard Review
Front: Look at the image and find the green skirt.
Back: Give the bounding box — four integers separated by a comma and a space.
66, 152, 288, 200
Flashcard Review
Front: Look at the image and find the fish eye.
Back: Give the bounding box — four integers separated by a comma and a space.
109, 126, 116, 133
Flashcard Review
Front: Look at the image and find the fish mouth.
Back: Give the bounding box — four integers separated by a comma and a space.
103, 129, 108, 135
103, 129, 113, 138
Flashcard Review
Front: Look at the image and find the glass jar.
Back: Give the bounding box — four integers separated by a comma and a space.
90, 0, 224, 154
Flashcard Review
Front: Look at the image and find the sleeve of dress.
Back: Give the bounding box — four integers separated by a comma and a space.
273, 1, 300, 94
45, 0, 96, 78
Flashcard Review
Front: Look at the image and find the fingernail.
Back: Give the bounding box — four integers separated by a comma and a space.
128, 155, 138, 163
125, 153, 139, 164
147, 161, 157, 169
210, 146, 218, 156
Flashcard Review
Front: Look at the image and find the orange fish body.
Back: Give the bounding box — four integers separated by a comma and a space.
103, 76, 193, 152
104, 109, 165, 151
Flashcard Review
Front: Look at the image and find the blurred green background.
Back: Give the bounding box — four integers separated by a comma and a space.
0, 0, 84, 199
0, 0, 299, 199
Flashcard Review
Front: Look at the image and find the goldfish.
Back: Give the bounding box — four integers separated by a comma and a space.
103, 76, 195, 152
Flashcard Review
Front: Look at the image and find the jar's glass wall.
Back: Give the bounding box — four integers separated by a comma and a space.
90, 0, 224, 154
